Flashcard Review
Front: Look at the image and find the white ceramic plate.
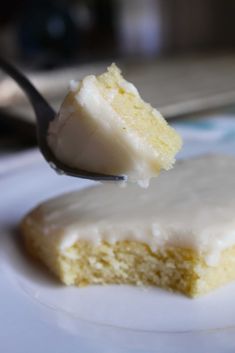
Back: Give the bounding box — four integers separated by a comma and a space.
1, 133, 235, 353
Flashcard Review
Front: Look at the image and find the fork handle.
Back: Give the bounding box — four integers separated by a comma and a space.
0, 56, 55, 132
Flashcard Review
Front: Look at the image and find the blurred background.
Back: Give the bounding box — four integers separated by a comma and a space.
1, 0, 235, 157
2, 0, 235, 67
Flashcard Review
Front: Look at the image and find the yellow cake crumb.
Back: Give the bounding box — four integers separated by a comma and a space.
97, 64, 182, 171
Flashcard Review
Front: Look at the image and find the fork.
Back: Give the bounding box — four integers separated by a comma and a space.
0, 57, 124, 181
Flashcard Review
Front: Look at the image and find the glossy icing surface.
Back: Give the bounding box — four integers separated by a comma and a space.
31, 155, 235, 265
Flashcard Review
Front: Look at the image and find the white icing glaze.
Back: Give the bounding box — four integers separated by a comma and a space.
34, 155, 235, 266
104, 88, 117, 103
137, 179, 150, 189
69, 80, 79, 92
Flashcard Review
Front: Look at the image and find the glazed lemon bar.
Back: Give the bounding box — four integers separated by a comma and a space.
21, 155, 235, 297
47, 64, 182, 185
